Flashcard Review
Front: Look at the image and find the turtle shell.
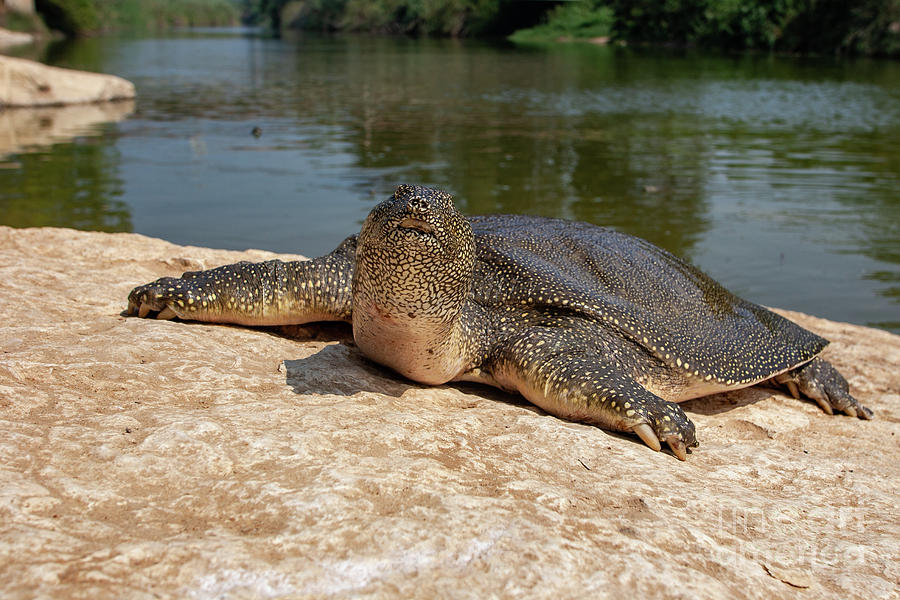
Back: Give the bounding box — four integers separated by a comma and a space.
468, 214, 827, 388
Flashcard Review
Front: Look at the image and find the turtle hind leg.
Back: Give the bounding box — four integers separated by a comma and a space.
776, 357, 873, 420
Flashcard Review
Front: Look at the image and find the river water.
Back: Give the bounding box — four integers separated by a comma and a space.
1, 28, 898, 332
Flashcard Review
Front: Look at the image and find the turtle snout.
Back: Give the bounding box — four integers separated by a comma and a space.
405, 195, 431, 216
396, 195, 439, 234
394, 195, 437, 235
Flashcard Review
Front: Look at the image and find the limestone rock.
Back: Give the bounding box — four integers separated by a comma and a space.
0, 55, 135, 107
0, 26, 34, 48
0, 225, 897, 599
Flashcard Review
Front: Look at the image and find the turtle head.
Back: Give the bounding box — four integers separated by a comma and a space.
354, 185, 475, 322
359, 184, 472, 261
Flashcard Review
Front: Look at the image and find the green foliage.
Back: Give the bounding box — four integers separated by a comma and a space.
244, 0, 504, 35
508, 1, 614, 44
35, 0, 100, 34
817, 0, 900, 56
243, 0, 302, 29
797, 0, 897, 55
111, 0, 241, 30
34, 0, 239, 35
607, 0, 900, 56
239, 0, 900, 55
0, 6, 49, 33
278, 0, 348, 31
335, 0, 499, 35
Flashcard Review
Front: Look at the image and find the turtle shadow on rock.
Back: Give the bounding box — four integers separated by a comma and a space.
282, 344, 697, 459
268, 322, 354, 343
283, 342, 414, 397
681, 386, 777, 416
281, 340, 541, 417
186, 318, 762, 460
281, 345, 691, 457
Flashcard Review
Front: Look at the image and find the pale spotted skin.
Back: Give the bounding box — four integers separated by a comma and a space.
132, 238, 356, 326
128, 185, 873, 460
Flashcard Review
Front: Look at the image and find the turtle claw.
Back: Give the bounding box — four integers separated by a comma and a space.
156, 306, 177, 320
786, 381, 801, 399
633, 423, 661, 452
666, 436, 688, 461
632, 423, 693, 460
628, 400, 697, 459
814, 396, 834, 415
783, 358, 873, 420
127, 277, 186, 321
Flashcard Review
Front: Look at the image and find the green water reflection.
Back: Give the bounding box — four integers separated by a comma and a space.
1, 127, 130, 232
0, 31, 897, 331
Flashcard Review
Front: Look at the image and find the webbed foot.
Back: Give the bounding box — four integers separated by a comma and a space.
775, 357, 873, 419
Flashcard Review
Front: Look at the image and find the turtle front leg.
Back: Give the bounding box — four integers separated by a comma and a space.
127, 237, 356, 326
480, 333, 699, 460
775, 357, 873, 419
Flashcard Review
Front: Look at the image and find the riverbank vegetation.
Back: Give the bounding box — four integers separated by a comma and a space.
0, 5, 47, 34
242, 0, 516, 36
5, 0, 895, 56
507, 3, 614, 44
603, 0, 899, 56
243, 0, 900, 57
25, 0, 239, 36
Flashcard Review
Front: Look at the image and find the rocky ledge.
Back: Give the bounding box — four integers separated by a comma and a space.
0, 27, 34, 48
0, 55, 135, 108
0, 226, 897, 599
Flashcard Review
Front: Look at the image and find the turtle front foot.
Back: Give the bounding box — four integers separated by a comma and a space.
624, 400, 699, 461
127, 277, 189, 320
776, 357, 873, 419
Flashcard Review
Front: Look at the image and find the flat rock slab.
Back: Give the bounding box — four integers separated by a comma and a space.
0, 27, 34, 48
0, 55, 135, 107
0, 225, 897, 599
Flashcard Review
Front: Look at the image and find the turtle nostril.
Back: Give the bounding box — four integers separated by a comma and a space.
408, 197, 428, 213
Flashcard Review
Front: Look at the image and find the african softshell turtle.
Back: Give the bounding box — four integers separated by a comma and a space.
127, 185, 872, 460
